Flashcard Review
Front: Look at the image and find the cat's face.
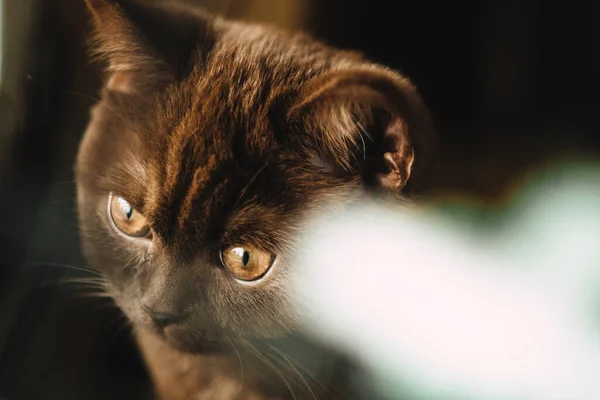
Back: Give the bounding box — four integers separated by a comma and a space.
76, 0, 433, 354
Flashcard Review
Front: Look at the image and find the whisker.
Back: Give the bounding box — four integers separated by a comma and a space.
37, 277, 108, 294
226, 334, 244, 393
268, 345, 317, 400
27, 262, 103, 277
246, 342, 297, 400
64, 287, 111, 297
58, 277, 108, 284
110, 316, 132, 341
265, 342, 340, 400
69, 292, 115, 301
25, 74, 112, 112
56, 88, 112, 109
25, 75, 136, 131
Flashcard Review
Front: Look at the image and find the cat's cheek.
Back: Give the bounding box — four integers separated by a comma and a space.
112, 294, 142, 324
238, 265, 303, 336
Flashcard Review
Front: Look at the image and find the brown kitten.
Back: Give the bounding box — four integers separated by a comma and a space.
75, 0, 435, 398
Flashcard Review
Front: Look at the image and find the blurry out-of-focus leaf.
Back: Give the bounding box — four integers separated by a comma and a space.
296, 160, 600, 400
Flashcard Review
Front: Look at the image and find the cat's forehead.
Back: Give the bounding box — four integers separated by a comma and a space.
87, 18, 365, 242
126, 21, 360, 164
134, 29, 324, 176
168, 21, 354, 120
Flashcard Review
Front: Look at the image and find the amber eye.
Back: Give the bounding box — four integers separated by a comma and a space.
108, 194, 151, 238
221, 245, 275, 281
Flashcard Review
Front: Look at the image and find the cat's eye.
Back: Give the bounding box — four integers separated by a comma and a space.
108, 193, 151, 238
221, 245, 275, 281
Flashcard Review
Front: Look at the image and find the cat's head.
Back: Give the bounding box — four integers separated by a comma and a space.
76, 0, 434, 353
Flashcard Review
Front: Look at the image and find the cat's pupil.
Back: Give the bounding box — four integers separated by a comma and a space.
242, 251, 250, 267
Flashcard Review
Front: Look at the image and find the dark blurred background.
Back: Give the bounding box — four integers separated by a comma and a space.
0, 0, 598, 399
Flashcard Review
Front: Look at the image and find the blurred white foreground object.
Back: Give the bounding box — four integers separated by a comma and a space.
296, 162, 600, 400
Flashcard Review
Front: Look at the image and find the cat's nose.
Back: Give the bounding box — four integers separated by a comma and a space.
142, 304, 182, 328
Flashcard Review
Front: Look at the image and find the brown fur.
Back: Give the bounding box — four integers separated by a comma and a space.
75, 0, 435, 398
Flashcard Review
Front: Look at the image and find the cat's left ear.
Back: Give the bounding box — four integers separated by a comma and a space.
288, 67, 435, 193
84, 0, 210, 93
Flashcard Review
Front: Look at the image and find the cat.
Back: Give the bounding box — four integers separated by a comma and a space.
75, 0, 435, 398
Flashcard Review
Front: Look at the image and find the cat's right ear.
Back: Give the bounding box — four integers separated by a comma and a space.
85, 0, 211, 93
288, 66, 436, 194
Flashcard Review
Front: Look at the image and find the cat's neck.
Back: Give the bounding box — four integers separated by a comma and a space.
136, 330, 313, 400
136, 330, 245, 399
